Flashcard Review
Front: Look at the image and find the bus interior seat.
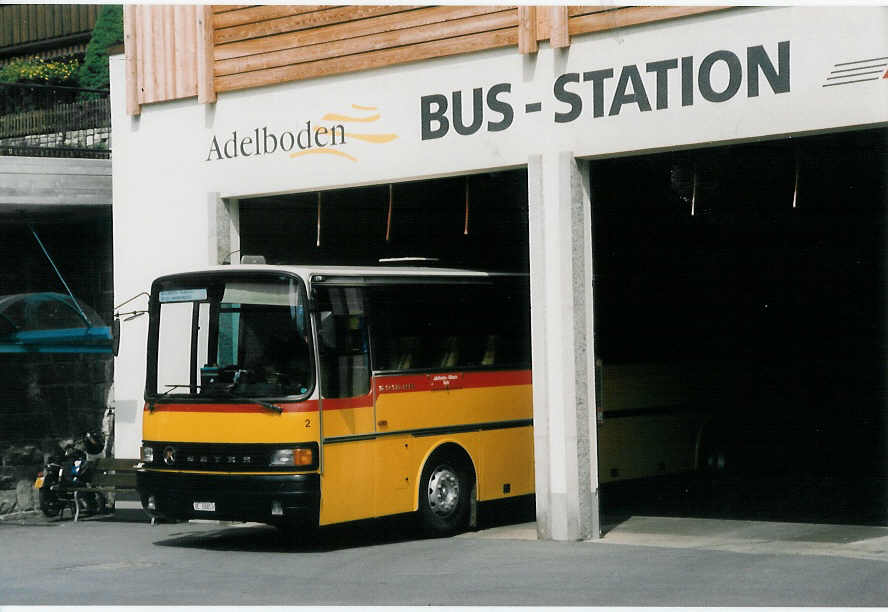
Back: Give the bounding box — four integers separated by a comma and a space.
394, 336, 418, 370
481, 334, 497, 366
439, 336, 459, 368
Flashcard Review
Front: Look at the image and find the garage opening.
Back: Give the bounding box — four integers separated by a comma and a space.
237, 169, 534, 526
238, 169, 528, 272
592, 128, 887, 526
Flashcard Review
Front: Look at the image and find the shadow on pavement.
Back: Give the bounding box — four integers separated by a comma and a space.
153, 495, 537, 553
154, 514, 424, 553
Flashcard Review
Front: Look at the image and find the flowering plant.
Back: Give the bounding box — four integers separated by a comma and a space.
0, 58, 81, 86
0, 58, 82, 113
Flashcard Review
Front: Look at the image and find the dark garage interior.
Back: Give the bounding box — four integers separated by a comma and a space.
593, 127, 887, 526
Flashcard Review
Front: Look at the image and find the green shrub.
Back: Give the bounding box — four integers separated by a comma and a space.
78, 5, 123, 97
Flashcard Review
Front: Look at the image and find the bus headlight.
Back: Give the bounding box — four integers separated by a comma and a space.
269, 447, 314, 467
141, 446, 154, 463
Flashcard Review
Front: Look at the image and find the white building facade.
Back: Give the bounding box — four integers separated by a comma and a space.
111, 6, 888, 540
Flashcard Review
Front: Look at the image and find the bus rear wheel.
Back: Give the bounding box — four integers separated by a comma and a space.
419, 453, 471, 536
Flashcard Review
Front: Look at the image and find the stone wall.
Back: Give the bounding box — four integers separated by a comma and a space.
0, 125, 111, 155
0, 352, 112, 513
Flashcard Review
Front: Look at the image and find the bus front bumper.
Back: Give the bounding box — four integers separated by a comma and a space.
136, 469, 319, 525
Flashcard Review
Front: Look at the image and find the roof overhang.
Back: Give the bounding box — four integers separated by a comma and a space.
0, 156, 112, 216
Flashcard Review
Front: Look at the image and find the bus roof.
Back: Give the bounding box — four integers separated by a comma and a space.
156, 264, 527, 280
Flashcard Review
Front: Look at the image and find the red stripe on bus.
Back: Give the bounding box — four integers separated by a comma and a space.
146, 400, 320, 414
145, 370, 529, 413
374, 369, 531, 394
145, 397, 373, 414
463, 369, 532, 388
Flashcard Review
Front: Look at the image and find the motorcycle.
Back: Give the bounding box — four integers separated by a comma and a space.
34, 431, 108, 519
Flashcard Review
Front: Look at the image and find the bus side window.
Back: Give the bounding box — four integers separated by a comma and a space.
368, 282, 530, 373
315, 287, 370, 399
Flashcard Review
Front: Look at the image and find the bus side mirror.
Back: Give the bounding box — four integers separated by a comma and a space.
112, 318, 120, 357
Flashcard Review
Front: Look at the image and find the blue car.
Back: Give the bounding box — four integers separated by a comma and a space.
0, 292, 113, 353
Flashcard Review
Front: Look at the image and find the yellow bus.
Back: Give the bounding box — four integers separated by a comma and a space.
136, 265, 534, 535
136, 263, 719, 536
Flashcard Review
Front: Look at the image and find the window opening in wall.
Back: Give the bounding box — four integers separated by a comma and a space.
239, 169, 528, 272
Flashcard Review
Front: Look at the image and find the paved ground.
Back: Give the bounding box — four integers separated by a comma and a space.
474, 516, 888, 563
1, 503, 886, 606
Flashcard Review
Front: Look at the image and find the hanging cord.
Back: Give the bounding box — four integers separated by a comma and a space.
690, 163, 698, 216
316, 192, 322, 247
792, 148, 800, 209
29, 224, 91, 327
385, 183, 393, 242
464, 176, 470, 236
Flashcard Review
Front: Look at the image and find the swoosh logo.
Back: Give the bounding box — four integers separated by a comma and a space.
290, 103, 398, 163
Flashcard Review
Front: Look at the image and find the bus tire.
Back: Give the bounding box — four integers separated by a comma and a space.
418, 451, 472, 536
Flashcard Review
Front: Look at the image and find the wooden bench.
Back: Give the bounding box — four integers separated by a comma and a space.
47, 459, 140, 522
71, 485, 116, 522
93, 458, 140, 515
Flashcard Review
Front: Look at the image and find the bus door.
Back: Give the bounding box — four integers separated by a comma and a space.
313, 284, 376, 525
367, 283, 467, 517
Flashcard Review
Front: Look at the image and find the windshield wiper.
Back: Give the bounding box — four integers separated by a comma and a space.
148, 384, 198, 412
225, 395, 283, 414
161, 384, 195, 396
150, 384, 283, 414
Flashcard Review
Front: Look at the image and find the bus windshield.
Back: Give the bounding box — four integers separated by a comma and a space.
149, 274, 313, 399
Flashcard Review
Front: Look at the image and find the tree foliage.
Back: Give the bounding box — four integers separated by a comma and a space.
78, 5, 123, 96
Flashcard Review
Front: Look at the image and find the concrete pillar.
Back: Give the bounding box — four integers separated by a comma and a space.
208, 194, 240, 265
528, 151, 600, 541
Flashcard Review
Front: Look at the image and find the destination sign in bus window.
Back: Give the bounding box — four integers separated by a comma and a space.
159, 289, 208, 303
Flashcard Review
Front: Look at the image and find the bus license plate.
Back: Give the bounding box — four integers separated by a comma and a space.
193, 501, 215, 512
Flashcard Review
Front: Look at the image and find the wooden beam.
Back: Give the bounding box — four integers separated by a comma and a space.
550, 6, 569, 48
216, 28, 518, 93
183, 7, 198, 98
569, 6, 729, 37
568, 6, 614, 18
149, 6, 167, 102
214, 9, 517, 76
213, 5, 256, 15
161, 5, 175, 101
173, 5, 198, 99
517, 6, 537, 54
135, 5, 147, 103
215, 6, 420, 45
173, 5, 187, 98
213, 5, 324, 30
198, 5, 216, 104
215, 5, 509, 62
123, 4, 140, 116
535, 7, 550, 41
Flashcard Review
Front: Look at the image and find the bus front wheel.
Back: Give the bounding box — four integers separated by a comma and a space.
419, 453, 471, 536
